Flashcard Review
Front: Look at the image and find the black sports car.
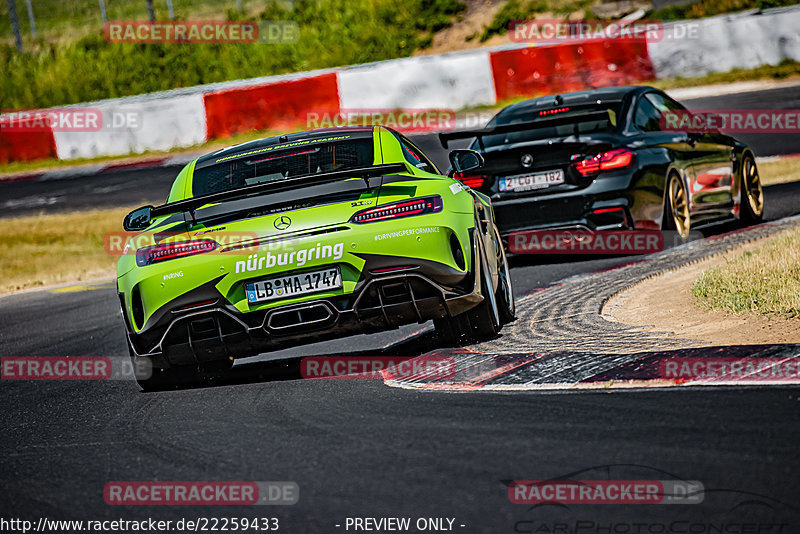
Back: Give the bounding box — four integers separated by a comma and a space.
440, 86, 764, 245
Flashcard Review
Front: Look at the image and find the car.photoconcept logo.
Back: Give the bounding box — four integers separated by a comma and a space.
274, 215, 291, 230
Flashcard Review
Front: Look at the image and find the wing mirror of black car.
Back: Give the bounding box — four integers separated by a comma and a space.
449, 149, 485, 175
123, 206, 153, 231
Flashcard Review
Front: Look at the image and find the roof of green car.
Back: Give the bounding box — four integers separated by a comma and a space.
195, 126, 377, 167
166, 126, 385, 204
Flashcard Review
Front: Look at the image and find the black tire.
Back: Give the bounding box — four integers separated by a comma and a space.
465, 246, 501, 340
663, 172, 691, 240
494, 228, 515, 324
434, 240, 501, 345
739, 154, 764, 225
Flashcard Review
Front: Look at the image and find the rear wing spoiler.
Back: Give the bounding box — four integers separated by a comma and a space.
438, 109, 613, 149
151, 162, 408, 220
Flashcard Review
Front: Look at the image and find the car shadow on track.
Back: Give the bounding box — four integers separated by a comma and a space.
139, 328, 454, 392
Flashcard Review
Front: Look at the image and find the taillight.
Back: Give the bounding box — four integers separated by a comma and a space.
591, 206, 630, 227
573, 148, 634, 176
136, 239, 218, 266
454, 172, 487, 189
369, 265, 415, 274
351, 195, 443, 224
177, 299, 217, 311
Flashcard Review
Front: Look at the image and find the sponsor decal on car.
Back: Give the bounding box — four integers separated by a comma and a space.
235, 242, 344, 273
373, 226, 441, 241
214, 135, 351, 163
194, 226, 226, 235
162, 271, 183, 281
449, 182, 467, 195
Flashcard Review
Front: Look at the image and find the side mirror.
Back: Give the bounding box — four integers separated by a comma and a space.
123, 206, 153, 231
449, 149, 484, 174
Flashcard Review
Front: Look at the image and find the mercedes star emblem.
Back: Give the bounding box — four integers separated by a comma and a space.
274, 215, 291, 230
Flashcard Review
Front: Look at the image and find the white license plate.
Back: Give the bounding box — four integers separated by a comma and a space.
499, 169, 565, 192
245, 267, 342, 304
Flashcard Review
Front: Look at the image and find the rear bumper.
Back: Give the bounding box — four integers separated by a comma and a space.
126, 265, 481, 370
492, 170, 641, 236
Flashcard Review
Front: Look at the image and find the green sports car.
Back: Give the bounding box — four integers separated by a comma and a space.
118, 126, 515, 389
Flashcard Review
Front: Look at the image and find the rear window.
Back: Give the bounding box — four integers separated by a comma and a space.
192, 137, 374, 197
478, 104, 622, 148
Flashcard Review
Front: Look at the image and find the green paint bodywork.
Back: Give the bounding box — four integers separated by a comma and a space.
117, 127, 490, 334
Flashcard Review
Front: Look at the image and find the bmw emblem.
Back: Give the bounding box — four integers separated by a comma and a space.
274, 215, 291, 230
521, 153, 534, 168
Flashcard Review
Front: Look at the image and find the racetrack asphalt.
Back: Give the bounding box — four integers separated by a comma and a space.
1, 86, 799, 530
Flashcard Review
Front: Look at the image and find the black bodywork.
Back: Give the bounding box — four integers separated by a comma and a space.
440, 86, 755, 240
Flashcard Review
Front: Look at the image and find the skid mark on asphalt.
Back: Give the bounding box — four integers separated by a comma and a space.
385, 344, 800, 391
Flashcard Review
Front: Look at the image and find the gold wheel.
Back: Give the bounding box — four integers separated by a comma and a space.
742, 156, 764, 218
668, 174, 690, 239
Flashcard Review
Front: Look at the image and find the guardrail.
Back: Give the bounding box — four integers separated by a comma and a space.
1, 6, 798, 165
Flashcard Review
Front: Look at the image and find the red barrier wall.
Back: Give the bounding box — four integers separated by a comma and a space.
490, 40, 655, 102
0, 129, 57, 164
203, 73, 340, 140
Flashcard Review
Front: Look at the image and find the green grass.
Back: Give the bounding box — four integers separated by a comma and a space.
478, 0, 594, 42
756, 156, 800, 186
0, 0, 466, 109
0, 206, 134, 293
646, 0, 799, 21
3, 0, 799, 111
0, 0, 267, 45
692, 230, 800, 316
479, 0, 800, 42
